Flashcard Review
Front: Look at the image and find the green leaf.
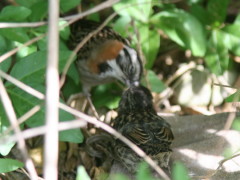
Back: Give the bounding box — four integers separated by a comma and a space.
225, 90, 240, 102
190, 4, 210, 25
0, 158, 24, 173
9, 50, 74, 84
137, 23, 160, 69
207, 0, 229, 26
0, 28, 29, 43
59, 20, 71, 40
205, 30, 229, 75
234, 13, 240, 24
92, 83, 122, 109
76, 166, 91, 180
86, 4, 100, 22
222, 24, 240, 56
0, 59, 12, 73
15, 0, 41, 8
0, 6, 31, 21
151, 9, 206, 56
113, 16, 132, 37
113, 0, 152, 22
143, 70, 166, 93
232, 117, 240, 131
172, 161, 190, 180
58, 108, 84, 143
5, 86, 83, 143
136, 162, 155, 180
60, 0, 81, 13
14, 42, 37, 58
0, 113, 15, 156
28, 0, 48, 21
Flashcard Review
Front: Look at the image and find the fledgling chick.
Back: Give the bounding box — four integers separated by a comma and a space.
113, 85, 174, 174
68, 20, 143, 94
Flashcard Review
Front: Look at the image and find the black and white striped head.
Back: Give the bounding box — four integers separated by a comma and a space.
103, 45, 143, 87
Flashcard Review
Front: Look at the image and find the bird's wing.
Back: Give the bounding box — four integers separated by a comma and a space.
121, 115, 174, 155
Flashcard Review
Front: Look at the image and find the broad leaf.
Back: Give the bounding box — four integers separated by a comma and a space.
60, 0, 81, 13
151, 9, 206, 56
9, 50, 74, 84
92, 83, 121, 109
137, 23, 160, 69
172, 162, 190, 180
222, 24, 240, 56
76, 166, 91, 180
225, 90, 240, 102
0, 6, 31, 21
113, 16, 132, 37
0, 158, 24, 173
113, 0, 152, 22
143, 70, 166, 93
28, 0, 48, 21
205, 30, 229, 75
207, 0, 229, 26
0, 28, 29, 43
0, 108, 15, 156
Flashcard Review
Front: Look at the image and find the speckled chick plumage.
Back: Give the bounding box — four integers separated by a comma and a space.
113, 85, 174, 173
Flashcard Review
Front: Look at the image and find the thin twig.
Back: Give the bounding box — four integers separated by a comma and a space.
0, 78, 39, 180
0, 70, 170, 180
213, 83, 238, 89
1, 119, 87, 143
193, 153, 240, 179
43, 0, 60, 179
3, 105, 41, 136
0, 22, 46, 28
0, 34, 46, 64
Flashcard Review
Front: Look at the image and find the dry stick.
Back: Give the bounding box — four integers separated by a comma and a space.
193, 153, 240, 180
0, 70, 170, 180
0, 34, 46, 64
0, 78, 39, 180
0, 22, 46, 28
3, 105, 41, 136
1, 119, 87, 143
43, 0, 60, 179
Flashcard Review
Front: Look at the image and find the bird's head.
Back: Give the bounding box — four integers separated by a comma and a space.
118, 85, 154, 114
116, 45, 143, 87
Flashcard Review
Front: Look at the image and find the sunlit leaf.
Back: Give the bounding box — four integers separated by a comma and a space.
136, 162, 155, 180
113, 0, 152, 22
225, 90, 240, 102
205, 30, 229, 75
143, 70, 166, 93
76, 166, 91, 180
151, 9, 206, 56
137, 23, 160, 69
172, 161, 190, 180
113, 16, 132, 37
0, 158, 24, 173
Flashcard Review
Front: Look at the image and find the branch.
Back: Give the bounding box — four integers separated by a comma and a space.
0, 78, 39, 180
43, 0, 60, 179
